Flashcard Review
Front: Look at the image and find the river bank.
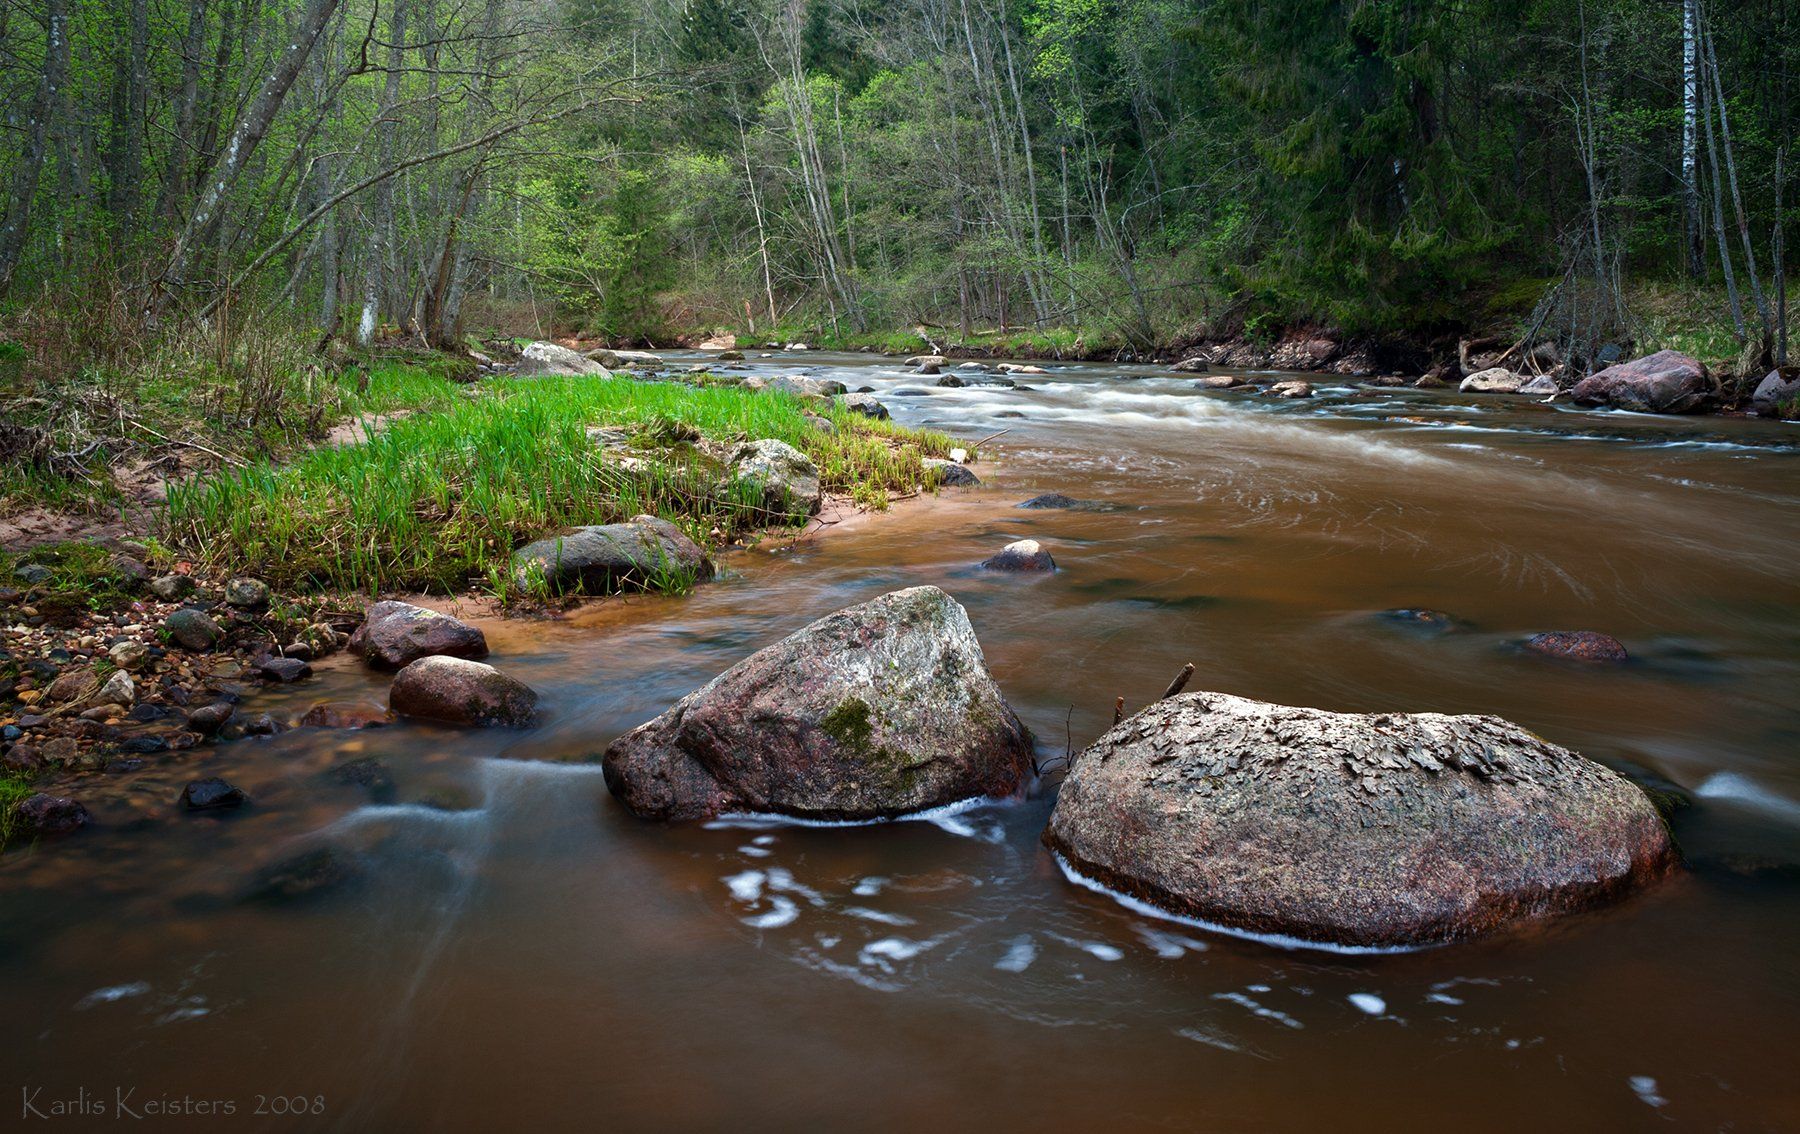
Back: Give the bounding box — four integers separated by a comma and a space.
0, 357, 978, 842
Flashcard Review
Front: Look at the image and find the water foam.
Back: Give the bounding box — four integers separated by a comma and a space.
1052, 853, 1423, 956
1695, 772, 1800, 825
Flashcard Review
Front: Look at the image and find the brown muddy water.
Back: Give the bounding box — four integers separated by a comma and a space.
6, 355, 1800, 1131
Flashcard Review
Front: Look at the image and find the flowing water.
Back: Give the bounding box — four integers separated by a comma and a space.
6, 355, 1800, 1131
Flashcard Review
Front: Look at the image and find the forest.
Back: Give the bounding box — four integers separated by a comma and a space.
0, 0, 1792, 374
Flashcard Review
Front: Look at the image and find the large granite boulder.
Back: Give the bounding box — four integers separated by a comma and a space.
348, 600, 489, 669
516, 342, 609, 377
389, 656, 539, 727
1044, 692, 1676, 948
722, 439, 822, 518
603, 586, 1035, 822
1570, 350, 1712, 413
512, 515, 713, 594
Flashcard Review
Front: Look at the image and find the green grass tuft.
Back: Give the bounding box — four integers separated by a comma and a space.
163, 374, 957, 596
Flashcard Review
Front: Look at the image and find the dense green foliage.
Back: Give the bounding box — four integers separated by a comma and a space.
0, 0, 1791, 361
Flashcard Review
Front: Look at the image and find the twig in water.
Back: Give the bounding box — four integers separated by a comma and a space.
1113, 696, 1126, 725
1161, 663, 1196, 700
969, 427, 1012, 451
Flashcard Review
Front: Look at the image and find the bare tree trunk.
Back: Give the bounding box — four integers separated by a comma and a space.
360, 0, 407, 344
159, 0, 344, 304
1777, 145, 1789, 367
157, 0, 209, 226
104, 0, 149, 241
1682, 0, 1702, 278
0, 0, 70, 294
1703, 15, 1773, 357
737, 115, 778, 327
1700, 52, 1747, 341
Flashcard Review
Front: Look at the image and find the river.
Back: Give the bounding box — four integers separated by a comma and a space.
5, 354, 1799, 1130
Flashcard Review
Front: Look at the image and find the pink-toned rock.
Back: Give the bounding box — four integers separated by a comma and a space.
1570, 350, 1712, 414
389, 656, 538, 728
348, 600, 489, 670
1522, 631, 1629, 664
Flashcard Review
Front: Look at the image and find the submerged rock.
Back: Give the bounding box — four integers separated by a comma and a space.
12, 794, 91, 839
180, 777, 249, 811
1379, 608, 1461, 633
246, 846, 362, 903
389, 656, 539, 728
516, 341, 608, 377
299, 701, 392, 730
1016, 493, 1119, 512
723, 438, 823, 518
327, 757, 397, 803
1044, 692, 1677, 948
512, 515, 713, 594
1522, 630, 1630, 664
980, 539, 1056, 573
348, 600, 489, 669
1570, 350, 1712, 414
603, 586, 1035, 822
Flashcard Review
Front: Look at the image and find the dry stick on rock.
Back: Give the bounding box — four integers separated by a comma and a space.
1161, 663, 1195, 700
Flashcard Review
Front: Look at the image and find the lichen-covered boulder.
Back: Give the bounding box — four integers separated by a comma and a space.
722, 439, 822, 518
389, 656, 538, 728
512, 515, 713, 594
348, 600, 489, 669
1570, 350, 1712, 413
1459, 368, 1523, 394
516, 342, 609, 377
1044, 692, 1676, 949
602, 586, 1035, 822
